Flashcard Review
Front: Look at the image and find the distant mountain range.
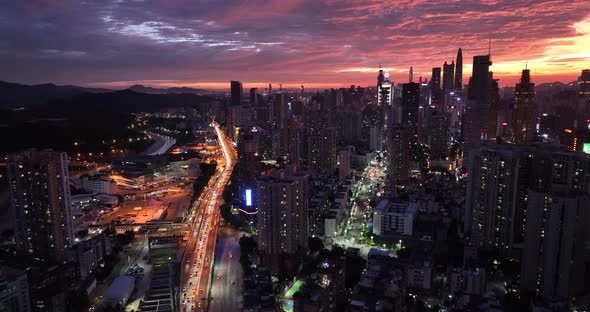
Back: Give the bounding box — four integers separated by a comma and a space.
0, 81, 111, 107
128, 84, 211, 95
535, 81, 578, 93
0, 81, 218, 114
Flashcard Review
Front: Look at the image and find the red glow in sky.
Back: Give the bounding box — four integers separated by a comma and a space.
1, 1, 589, 89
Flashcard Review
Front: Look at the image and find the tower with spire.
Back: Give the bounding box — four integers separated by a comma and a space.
455, 48, 463, 93
409, 66, 414, 83
512, 67, 536, 144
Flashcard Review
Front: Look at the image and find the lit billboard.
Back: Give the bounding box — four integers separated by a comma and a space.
583, 143, 590, 154
245, 189, 253, 207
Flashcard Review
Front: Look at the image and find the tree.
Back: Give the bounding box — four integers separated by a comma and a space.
345, 255, 366, 289
308, 237, 324, 253
66, 289, 89, 312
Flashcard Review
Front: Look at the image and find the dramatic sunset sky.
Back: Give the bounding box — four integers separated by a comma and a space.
1, 0, 589, 90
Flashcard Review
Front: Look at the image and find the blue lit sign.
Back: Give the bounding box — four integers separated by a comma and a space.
245, 189, 253, 207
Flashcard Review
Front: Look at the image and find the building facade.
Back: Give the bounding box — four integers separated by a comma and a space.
256, 166, 309, 256
7, 149, 74, 261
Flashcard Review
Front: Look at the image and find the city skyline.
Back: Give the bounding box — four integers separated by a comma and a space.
1, 1, 590, 89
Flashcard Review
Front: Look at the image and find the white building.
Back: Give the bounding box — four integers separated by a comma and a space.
76, 174, 117, 195
373, 200, 417, 236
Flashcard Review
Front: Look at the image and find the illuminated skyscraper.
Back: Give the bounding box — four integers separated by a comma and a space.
455, 48, 463, 92
230, 80, 243, 107
377, 72, 394, 107
7, 149, 74, 261
512, 69, 536, 144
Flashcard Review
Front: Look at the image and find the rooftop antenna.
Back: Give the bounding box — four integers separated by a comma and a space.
525, 60, 528, 70
488, 39, 492, 56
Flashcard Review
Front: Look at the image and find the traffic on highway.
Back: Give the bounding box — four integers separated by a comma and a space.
180, 122, 237, 312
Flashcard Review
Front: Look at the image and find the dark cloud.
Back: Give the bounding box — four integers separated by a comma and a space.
0, 0, 589, 88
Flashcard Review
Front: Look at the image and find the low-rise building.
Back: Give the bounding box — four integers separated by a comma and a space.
449, 267, 486, 295
74, 174, 117, 195
373, 200, 417, 236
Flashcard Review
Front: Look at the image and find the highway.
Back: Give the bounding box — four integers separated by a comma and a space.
208, 227, 243, 312
180, 122, 237, 312
143, 131, 176, 156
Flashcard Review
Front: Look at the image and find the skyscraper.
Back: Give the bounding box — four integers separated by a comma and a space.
230, 80, 243, 107
256, 166, 309, 256
377, 67, 384, 88
377, 72, 394, 107
455, 48, 463, 92
409, 66, 414, 83
443, 60, 455, 99
462, 54, 497, 147
7, 149, 74, 261
249, 87, 258, 106
430, 67, 442, 106
401, 82, 421, 144
512, 69, 536, 144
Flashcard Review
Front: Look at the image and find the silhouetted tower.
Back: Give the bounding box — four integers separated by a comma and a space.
512, 68, 536, 144
455, 48, 463, 92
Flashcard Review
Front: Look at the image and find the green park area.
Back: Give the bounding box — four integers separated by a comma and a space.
151, 248, 176, 267
285, 280, 304, 298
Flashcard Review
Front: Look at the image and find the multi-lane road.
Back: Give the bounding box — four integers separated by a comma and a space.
208, 227, 243, 312
180, 122, 236, 312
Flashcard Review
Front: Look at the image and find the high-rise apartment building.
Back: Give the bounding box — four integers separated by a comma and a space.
388, 124, 410, 185
512, 69, 536, 144
430, 112, 451, 160
521, 192, 590, 298
7, 149, 74, 261
306, 127, 337, 175
256, 166, 309, 256
465, 142, 590, 256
